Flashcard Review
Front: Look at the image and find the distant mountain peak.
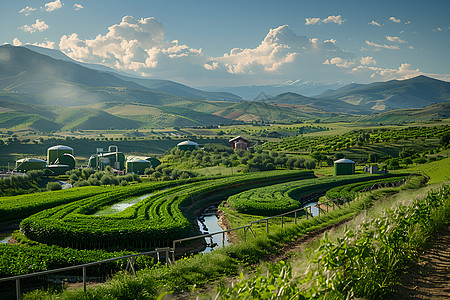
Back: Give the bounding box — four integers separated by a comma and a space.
253, 91, 273, 101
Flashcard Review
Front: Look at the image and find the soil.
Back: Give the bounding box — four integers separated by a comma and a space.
264, 218, 350, 263
393, 226, 450, 299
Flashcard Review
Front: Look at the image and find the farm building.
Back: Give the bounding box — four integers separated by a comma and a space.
15, 158, 47, 172
87, 145, 125, 170
334, 158, 355, 176
47, 145, 74, 165
229, 136, 251, 150
177, 141, 198, 151
126, 158, 151, 175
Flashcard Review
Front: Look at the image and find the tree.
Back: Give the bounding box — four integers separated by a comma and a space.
440, 133, 450, 148
47, 182, 62, 191
310, 152, 326, 167
401, 157, 413, 166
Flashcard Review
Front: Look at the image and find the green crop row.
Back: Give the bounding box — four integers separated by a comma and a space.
324, 176, 408, 200
0, 232, 154, 278
21, 170, 315, 250
0, 186, 110, 223
262, 124, 449, 152
227, 174, 406, 216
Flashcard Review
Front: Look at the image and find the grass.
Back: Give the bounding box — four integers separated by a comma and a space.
393, 157, 450, 184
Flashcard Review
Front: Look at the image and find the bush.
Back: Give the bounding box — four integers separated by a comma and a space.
46, 182, 62, 191
73, 180, 90, 187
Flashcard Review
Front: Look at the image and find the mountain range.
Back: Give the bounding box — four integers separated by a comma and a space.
0, 44, 449, 131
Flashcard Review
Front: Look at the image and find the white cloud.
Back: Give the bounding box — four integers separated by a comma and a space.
389, 16, 401, 23
365, 40, 399, 50
305, 15, 346, 25
44, 0, 63, 12
19, 6, 36, 16
13, 38, 22, 46
360, 56, 376, 65
73, 4, 83, 11
32, 40, 55, 49
305, 17, 321, 25
323, 57, 354, 68
368, 20, 382, 27
211, 25, 354, 76
386, 36, 407, 43
11, 37, 55, 49
59, 16, 206, 78
21, 19, 49, 33
405, 21, 412, 24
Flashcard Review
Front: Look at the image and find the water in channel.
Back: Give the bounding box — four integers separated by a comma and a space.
0, 231, 13, 244
197, 207, 229, 253
93, 193, 153, 215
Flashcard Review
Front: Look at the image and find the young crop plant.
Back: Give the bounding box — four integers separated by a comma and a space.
20, 170, 315, 250
227, 173, 407, 216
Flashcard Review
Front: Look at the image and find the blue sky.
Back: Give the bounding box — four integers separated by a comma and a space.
2, 0, 449, 87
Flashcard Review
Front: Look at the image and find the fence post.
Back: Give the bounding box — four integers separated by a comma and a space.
306, 207, 309, 219
294, 211, 297, 224
281, 216, 284, 228
83, 266, 86, 293
165, 249, 169, 264
16, 278, 20, 300
326, 202, 329, 213
222, 232, 225, 246
172, 241, 176, 262
266, 219, 269, 234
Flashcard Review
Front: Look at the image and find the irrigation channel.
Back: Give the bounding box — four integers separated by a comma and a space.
93, 193, 154, 215
197, 206, 229, 253
0, 231, 12, 244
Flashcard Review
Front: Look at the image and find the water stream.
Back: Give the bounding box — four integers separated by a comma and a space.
0, 231, 13, 244
93, 193, 153, 215
197, 208, 229, 253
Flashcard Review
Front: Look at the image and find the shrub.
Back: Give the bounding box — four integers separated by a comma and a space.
46, 182, 62, 191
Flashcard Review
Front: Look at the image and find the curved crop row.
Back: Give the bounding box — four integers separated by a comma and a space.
0, 186, 109, 223
227, 174, 407, 216
21, 170, 315, 250
0, 232, 153, 278
325, 176, 408, 200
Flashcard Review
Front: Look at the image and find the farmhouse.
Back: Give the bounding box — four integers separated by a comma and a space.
229, 136, 251, 150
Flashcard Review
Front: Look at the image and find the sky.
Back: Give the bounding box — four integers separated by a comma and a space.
1, 0, 449, 87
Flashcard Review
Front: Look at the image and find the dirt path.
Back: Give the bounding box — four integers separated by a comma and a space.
393, 226, 450, 299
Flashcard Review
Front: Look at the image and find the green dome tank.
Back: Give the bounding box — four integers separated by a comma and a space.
47, 145, 73, 165
334, 158, 355, 176
15, 158, 47, 172
126, 158, 150, 175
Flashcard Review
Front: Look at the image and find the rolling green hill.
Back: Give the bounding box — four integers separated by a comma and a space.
0, 111, 61, 131
354, 103, 450, 124
265, 92, 370, 114
317, 75, 450, 111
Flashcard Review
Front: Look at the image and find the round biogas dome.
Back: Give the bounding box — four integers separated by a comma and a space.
47, 145, 74, 165
126, 158, 151, 175
177, 140, 198, 151
15, 158, 47, 172
334, 158, 355, 176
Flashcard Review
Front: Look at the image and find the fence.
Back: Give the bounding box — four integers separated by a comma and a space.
0, 248, 171, 300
